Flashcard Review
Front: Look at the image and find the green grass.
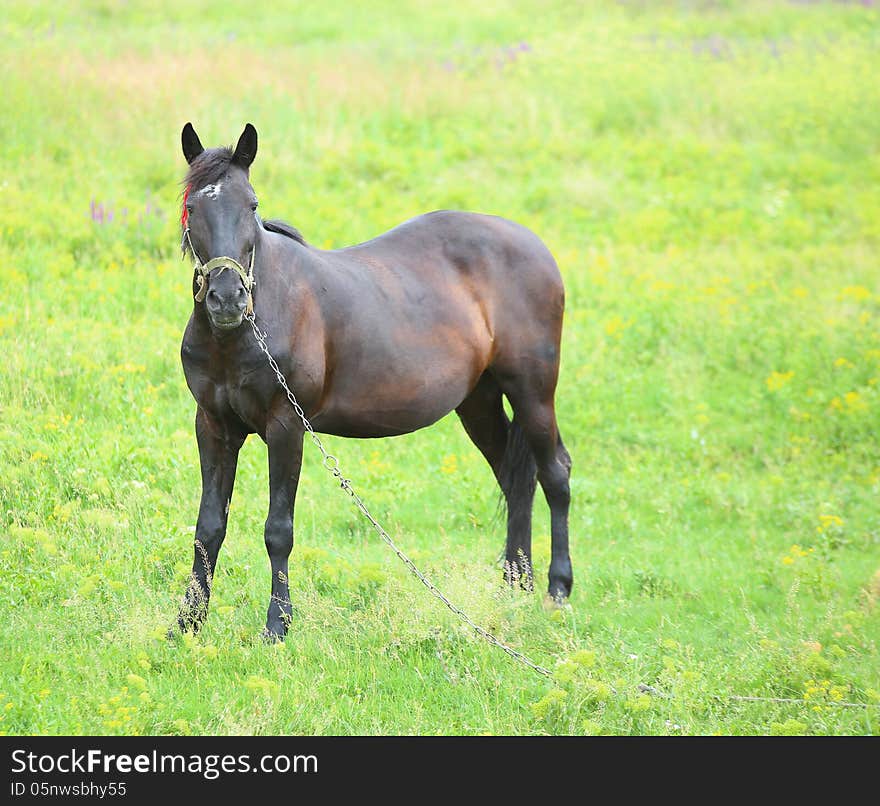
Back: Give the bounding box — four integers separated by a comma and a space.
1, 0, 879, 736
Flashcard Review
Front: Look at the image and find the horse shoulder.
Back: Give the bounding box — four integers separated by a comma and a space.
180, 316, 212, 372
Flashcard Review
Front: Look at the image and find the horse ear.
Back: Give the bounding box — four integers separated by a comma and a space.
232, 123, 258, 170
181, 122, 204, 165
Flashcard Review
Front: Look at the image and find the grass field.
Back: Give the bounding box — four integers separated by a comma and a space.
1, 0, 879, 736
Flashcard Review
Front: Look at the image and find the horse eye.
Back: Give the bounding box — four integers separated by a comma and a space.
251, 201, 258, 212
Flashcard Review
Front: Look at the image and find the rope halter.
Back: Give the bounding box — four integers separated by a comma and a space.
184, 227, 256, 316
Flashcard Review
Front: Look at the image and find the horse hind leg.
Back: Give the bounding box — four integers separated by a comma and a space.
455, 372, 537, 590
545, 431, 573, 599
498, 384, 573, 601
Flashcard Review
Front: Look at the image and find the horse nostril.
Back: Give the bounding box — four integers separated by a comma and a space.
207, 288, 219, 302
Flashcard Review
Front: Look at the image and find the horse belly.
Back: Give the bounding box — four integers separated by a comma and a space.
310, 265, 494, 437
315, 345, 482, 438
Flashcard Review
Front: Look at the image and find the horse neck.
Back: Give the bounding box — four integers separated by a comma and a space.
254, 223, 314, 290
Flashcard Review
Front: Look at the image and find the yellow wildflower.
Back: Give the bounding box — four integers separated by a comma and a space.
440, 454, 458, 474
766, 370, 794, 392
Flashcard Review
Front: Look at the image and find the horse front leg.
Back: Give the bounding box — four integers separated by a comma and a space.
263, 414, 304, 641
175, 407, 245, 634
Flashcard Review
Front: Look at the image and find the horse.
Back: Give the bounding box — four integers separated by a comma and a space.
174, 123, 573, 640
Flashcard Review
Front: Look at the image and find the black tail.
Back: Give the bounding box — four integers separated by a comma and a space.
497, 417, 537, 545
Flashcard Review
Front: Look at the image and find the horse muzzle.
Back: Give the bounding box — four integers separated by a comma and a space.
206, 288, 248, 330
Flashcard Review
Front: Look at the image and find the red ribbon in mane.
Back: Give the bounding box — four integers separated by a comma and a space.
181, 185, 191, 229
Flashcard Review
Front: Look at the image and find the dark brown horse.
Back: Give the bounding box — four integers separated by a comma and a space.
174, 123, 572, 640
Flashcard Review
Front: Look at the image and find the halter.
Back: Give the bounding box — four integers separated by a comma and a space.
183, 227, 256, 316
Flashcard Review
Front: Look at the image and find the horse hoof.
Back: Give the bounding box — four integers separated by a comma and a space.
543, 591, 572, 611
261, 627, 287, 643
166, 619, 192, 641
547, 573, 573, 602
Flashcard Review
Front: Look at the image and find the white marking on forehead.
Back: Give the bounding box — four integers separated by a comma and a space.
198, 182, 223, 199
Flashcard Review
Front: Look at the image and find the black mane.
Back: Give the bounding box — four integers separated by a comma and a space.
262, 218, 307, 246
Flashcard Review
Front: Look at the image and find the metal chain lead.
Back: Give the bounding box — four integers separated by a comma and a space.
245, 312, 552, 678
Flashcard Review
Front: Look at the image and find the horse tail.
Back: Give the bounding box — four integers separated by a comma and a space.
497, 417, 537, 539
